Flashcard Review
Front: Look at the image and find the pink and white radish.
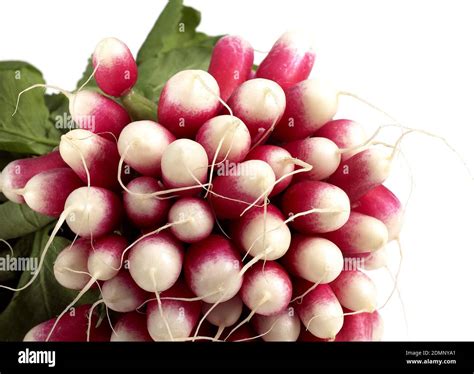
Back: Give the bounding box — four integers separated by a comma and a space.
256, 31, 315, 90
158, 70, 221, 138
208, 35, 254, 101
330, 270, 377, 312
93, 37, 138, 97
335, 310, 383, 341
102, 270, 148, 313
110, 312, 152, 342
54, 239, 91, 290
201, 295, 243, 339
252, 307, 300, 342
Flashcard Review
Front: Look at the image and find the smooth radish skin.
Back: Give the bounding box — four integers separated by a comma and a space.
0, 150, 66, 203
352, 184, 403, 241
24, 304, 110, 342
111, 312, 152, 342
195, 115, 251, 163
331, 270, 378, 312
360, 246, 389, 270
335, 310, 383, 341
147, 280, 201, 341
93, 37, 138, 97
123, 177, 171, 229
315, 119, 368, 161
256, 31, 315, 90
232, 204, 291, 261
160, 139, 209, 192
227, 78, 286, 142
281, 181, 351, 234
272, 79, 338, 142
327, 147, 391, 202
252, 307, 301, 342
283, 137, 341, 181
158, 69, 221, 138
202, 295, 243, 339
102, 270, 148, 313
168, 197, 214, 243
294, 281, 344, 339
128, 232, 184, 293
281, 235, 344, 284
20, 168, 83, 217
208, 35, 254, 101
54, 239, 91, 290
118, 120, 175, 177
87, 235, 127, 281
184, 235, 243, 304
209, 159, 276, 220
322, 212, 388, 255
224, 324, 258, 342
59, 129, 121, 189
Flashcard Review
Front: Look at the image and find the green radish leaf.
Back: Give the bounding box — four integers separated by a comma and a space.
0, 61, 61, 155
0, 225, 99, 341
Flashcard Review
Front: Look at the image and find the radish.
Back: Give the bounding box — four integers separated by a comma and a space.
322, 212, 388, 255
102, 270, 148, 313
208, 35, 254, 101
23, 304, 110, 342
0, 150, 66, 203
281, 181, 351, 234
117, 120, 175, 177
147, 280, 201, 341
158, 70, 221, 138
54, 239, 91, 290
201, 295, 243, 339
281, 235, 344, 285
123, 177, 171, 229
327, 147, 391, 202
294, 281, 344, 340
167, 197, 214, 243
59, 129, 121, 189
209, 159, 276, 220
352, 184, 403, 241
224, 324, 258, 342
315, 119, 368, 161
256, 31, 315, 90
110, 312, 152, 342
272, 79, 338, 142
361, 246, 389, 270
283, 137, 341, 181
232, 204, 291, 260
93, 37, 138, 97
227, 78, 286, 143
330, 270, 377, 312
195, 115, 251, 163
252, 307, 300, 342
335, 310, 383, 341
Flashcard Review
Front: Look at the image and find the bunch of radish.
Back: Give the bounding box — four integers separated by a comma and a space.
1, 31, 407, 342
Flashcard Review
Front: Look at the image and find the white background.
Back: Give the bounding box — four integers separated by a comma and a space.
1, 0, 473, 340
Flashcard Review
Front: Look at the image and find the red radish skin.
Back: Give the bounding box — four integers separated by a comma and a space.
123, 177, 171, 229
256, 31, 315, 90
102, 270, 149, 313
158, 70, 221, 138
232, 204, 291, 260
59, 129, 121, 189
69, 90, 131, 139
281, 181, 351, 234
93, 37, 138, 97
168, 197, 214, 243
335, 310, 383, 341
185, 235, 243, 303
252, 307, 300, 342
1, 150, 66, 203
322, 212, 388, 255
195, 115, 251, 163
54, 239, 91, 290
111, 312, 152, 342
227, 78, 286, 142
87, 234, 127, 281
294, 281, 344, 339
147, 280, 201, 341
327, 147, 391, 202
352, 184, 403, 241
272, 79, 339, 142
281, 235, 343, 284
298, 328, 329, 342
245, 145, 294, 196
315, 119, 367, 161
283, 137, 341, 181
224, 324, 258, 342
208, 35, 254, 101
209, 159, 276, 220
21, 168, 83, 217
240, 261, 292, 316
23, 304, 110, 342
331, 270, 377, 312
